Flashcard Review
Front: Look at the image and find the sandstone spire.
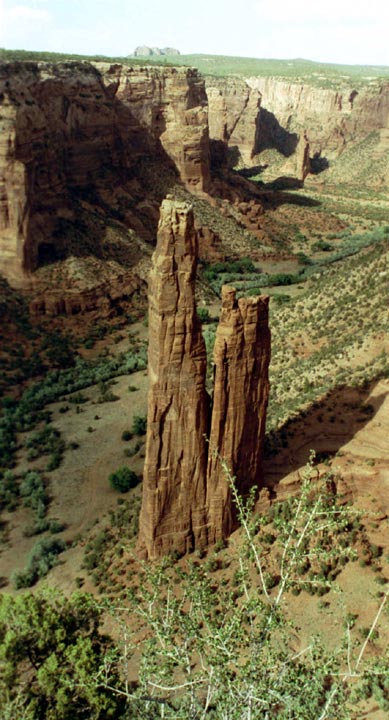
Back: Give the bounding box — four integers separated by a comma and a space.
137, 197, 210, 559
138, 200, 271, 558
206, 287, 270, 543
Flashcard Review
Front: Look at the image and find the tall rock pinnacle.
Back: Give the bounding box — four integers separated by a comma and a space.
138, 198, 271, 559
137, 197, 209, 559
206, 287, 270, 543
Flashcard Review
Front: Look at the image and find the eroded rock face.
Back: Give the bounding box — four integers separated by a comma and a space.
248, 76, 389, 162
102, 64, 210, 191
137, 198, 210, 559
0, 62, 210, 287
138, 199, 270, 558
206, 78, 262, 165
206, 287, 270, 542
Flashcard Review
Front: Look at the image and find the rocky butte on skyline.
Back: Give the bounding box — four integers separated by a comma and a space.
133, 46, 180, 57
138, 196, 271, 559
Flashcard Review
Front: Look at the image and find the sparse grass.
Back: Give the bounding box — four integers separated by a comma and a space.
266, 239, 389, 432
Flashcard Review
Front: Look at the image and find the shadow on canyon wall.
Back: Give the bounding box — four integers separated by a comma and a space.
8, 65, 181, 272
9, 63, 328, 275
264, 378, 387, 493
255, 107, 299, 157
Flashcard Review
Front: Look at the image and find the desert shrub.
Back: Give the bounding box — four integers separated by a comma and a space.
312, 239, 333, 252
132, 415, 147, 436
0, 469, 19, 511
296, 252, 313, 265
121, 430, 132, 441
0, 344, 148, 468
0, 590, 124, 719
41, 331, 75, 368
12, 537, 66, 588
26, 425, 65, 468
370, 544, 382, 559
20, 470, 48, 519
197, 307, 211, 323
271, 293, 292, 306
68, 391, 88, 404
109, 466, 139, 493
203, 257, 256, 282
23, 519, 51, 537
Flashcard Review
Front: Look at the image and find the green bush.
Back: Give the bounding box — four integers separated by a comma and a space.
12, 537, 66, 588
109, 467, 139, 493
312, 239, 334, 252
197, 307, 211, 323
121, 430, 132, 441
132, 415, 147, 435
0, 469, 19, 511
20, 470, 48, 519
0, 590, 124, 718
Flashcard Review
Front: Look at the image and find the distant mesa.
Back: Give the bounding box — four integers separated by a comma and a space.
133, 46, 180, 57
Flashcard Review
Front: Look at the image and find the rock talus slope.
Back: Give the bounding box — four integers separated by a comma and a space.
137, 198, 210, 559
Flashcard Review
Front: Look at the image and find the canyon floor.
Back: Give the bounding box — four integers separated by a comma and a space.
1, 167, 388, 716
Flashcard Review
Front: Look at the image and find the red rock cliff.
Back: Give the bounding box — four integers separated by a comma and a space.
206, 78, 261, 165
248, 76, 389, 181
0, 62, 210, 287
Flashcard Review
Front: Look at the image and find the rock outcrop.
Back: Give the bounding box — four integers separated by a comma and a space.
137, 198, 210, 559
138, 198, 270, 559
133, 46, 180, 57
206, 287, 270, 543
29, 269, 145, 317
0, 62, 210, 287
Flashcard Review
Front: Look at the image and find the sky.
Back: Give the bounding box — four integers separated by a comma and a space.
1, 0, 388, 67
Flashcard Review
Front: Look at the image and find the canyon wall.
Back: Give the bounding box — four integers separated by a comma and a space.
248, 76, 389, 160
0, 62, 210, 287
2, 60, 387, 290
206, 78, 261, 165
139, 198, 270, 559
206, 74, 389, 182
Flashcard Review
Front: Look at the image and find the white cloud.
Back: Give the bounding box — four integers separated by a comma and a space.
2, 2, 52, 48
253, 0, 388, 25
6, 4, 50, 21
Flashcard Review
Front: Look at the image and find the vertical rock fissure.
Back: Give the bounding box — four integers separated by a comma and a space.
138, 198, 270, 559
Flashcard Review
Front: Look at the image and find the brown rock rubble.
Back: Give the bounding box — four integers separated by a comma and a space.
138, 198, 270, 559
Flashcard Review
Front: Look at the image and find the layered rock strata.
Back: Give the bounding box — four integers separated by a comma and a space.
248, 76, 389, 161
137, 198, 210, 559
0, 62, 210, 287
206, 78, 261, 165
139, 198, 270, 558
206, 287, 270, 543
